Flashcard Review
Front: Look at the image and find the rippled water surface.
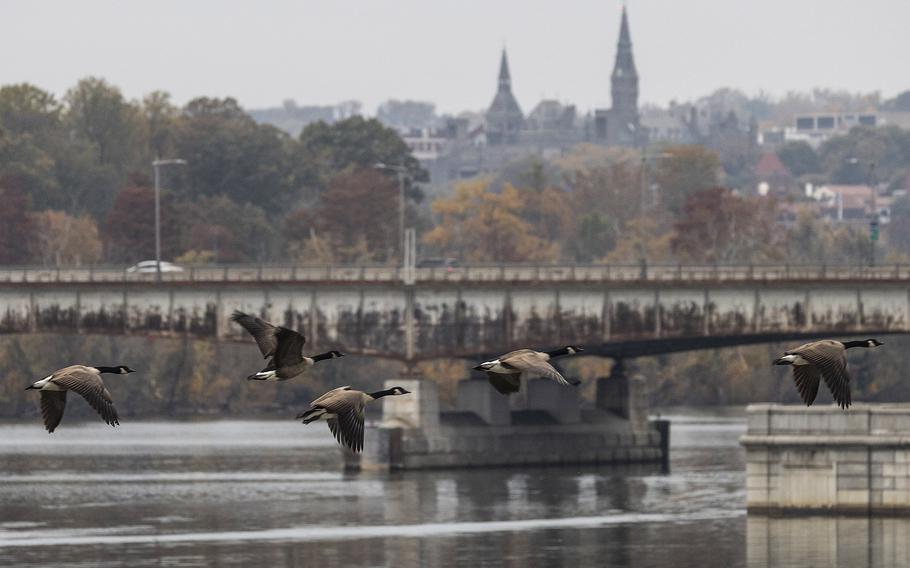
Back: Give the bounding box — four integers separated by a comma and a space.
1, 409, 898, 567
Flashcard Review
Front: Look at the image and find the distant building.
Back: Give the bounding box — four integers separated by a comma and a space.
782, 111, 910, 148
402, 129, 448, 162
811, 184, 890, 225
593, 7, 642, 147
485, 49, 524, 146
754, 152, 793, 196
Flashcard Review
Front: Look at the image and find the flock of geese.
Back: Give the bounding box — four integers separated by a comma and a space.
24, 309, 885, 451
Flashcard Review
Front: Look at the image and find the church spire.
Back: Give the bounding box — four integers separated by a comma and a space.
609, 5, 639, 145
485, 47, 523, 145
498, 48, 511, 86
612, 6, 638, 81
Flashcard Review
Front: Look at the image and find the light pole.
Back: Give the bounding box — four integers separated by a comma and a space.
374, 162, 407, 265
152, 158, 187, 281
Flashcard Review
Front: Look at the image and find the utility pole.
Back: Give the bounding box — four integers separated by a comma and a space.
374, 162, 408, 265
151, 158, 187, 282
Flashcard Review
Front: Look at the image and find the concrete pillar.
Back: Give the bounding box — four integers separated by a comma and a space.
346, 427, 402, 472
526, 379, 580, 424
596, 360, 648, 431
597, 359, 629, 417
456, 379, 511, 426
382, 378, 439, 433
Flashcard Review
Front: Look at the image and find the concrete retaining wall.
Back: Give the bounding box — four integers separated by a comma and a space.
742, 404, 910, 514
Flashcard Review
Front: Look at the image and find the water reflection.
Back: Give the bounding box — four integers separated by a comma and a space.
747, 515, 910, 568
0, 415, 747, 568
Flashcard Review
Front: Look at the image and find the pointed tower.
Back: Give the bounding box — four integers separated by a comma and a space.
485, 49, 524, 145
609, 6, 640, 145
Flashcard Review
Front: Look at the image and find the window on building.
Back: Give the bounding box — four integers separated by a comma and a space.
796, 117, 814, 130
816, 116, 835, 129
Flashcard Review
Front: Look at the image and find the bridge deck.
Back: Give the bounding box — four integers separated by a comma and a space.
2, 263, 910, 285
1, 264, 907, 360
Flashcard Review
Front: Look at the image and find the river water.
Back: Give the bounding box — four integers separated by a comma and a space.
0, 409, 905, 567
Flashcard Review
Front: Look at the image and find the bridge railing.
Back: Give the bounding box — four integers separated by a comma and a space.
1, 263, 908, 284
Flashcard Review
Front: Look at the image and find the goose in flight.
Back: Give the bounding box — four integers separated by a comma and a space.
297, 385, 410, 452
231, 311, 344, 381
25, 365, 134, 432
773, 338, 883, 409
473, 346, 583, 395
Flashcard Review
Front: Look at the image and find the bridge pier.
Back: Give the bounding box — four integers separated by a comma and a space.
456, 380, 511, 426
597, 359, 647, 431
351, 371, 664, 471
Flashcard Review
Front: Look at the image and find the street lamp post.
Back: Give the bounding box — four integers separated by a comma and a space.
374, 162, 407, 265
152, 158, 187, 281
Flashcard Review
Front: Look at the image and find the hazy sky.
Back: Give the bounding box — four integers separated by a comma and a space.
3, 0, 907, 115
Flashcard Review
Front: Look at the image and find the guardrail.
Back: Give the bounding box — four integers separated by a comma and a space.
1, 263, 909, 284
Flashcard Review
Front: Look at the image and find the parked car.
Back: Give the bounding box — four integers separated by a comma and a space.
126, 260, 184, 273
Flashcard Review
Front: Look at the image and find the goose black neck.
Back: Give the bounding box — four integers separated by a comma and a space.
546, 347, 571, 358
369, 388, 397, 400
311, 352, 335, 362
841, 340, 870, 349
94, 366, 122, 374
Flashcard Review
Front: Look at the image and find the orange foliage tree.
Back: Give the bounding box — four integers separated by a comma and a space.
424, 179, 558, 262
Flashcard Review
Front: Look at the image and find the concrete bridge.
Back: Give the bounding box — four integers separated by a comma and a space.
1, 263, 908, 361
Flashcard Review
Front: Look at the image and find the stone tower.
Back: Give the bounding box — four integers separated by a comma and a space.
608, 6, 640, 145
485, 49, 524, 145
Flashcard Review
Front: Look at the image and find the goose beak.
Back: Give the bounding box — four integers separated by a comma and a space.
472, 365, 484, 371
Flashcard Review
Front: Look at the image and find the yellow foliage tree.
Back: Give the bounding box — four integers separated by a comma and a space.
424, 179, 558, 262
604, 215, 676, 263
30, 209, 102, 266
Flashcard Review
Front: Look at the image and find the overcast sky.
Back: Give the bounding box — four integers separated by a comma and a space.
2, 0, 906, 115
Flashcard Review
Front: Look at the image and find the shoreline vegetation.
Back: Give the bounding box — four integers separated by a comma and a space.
2, 334, 907, 420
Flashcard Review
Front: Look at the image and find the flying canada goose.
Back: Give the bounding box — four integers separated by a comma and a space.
473, 346, 583, 395
231, 311, 344, 381
297, 385, 410, 452
773, 338, 883, 409
24, 365, 135, 432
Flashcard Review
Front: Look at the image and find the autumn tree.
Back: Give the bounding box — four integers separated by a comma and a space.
0, 84, 65, 210
653, 145, 720, 214
0, 178, 36, 264
777, 141, 820, 177
296, 116, 426, 201
30, 210, 102, 266
423, 179, 557, 263
178, 195, 276, 263
141, 91, 179, 161
312, 168, 399, 262
672, 187, 780, 263
174, 97, 295, 212
819, 125, 910, 186
104, 185, 180, 263
785, 211, 873, 265
64, 77, 142, 170
604, 215, 675, 263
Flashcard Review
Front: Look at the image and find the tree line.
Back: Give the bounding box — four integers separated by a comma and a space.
2, 78, 910, 269
0, 78, 424, 266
